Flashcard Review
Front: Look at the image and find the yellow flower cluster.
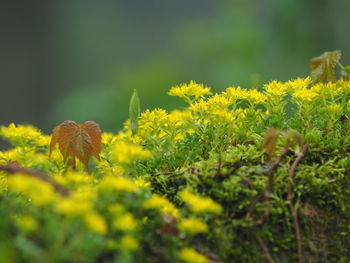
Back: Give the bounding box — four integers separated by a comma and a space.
180, 190, 222, 214
264, 80, 287, 96
168, 80, 211, 103
178, 217, 208, 234
99, 176, 138, 193
0, 123, 48, 146
114, 213, 138, 231
84, 212, 107, 235
120, 235, 139, 251
179, 248, 208, 263
15, 215, 38, 233
287, 77, 312, 91
113, 141, 151, 164
225, 86, 266, 105
292, 89, 318, 102
144, 194, 180, 218
7, 174, 58, 206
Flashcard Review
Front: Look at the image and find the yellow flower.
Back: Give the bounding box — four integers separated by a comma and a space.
246, 89, 267, 105
133, 177, 150, 188
178, 218, 208, 234
292, 89, 318, 102
287, 77, 312, 91
102, 132, 117, 145
144, 194, 180, 218
113, 141, 151, 164
55, 189, 95, 216
264, 80, 287, 96
15, 215, 38, 233
327, 104, 342, 113
180, 190, 222, 214
0, 123, 43, 145
206, 94, 232, 110
224, 86, 248, 100
179, 248, 208, 263
114, 213, 138, 231
168, 80, 211, 103
7, 174, 57, 206
99, 176, 138, 193
55, 197, 92, 216
0, 148, 23, 163
190, 98, 209, 113
84, 212, 107, 235
108, 204, 125, 215
120, 235, 139, 251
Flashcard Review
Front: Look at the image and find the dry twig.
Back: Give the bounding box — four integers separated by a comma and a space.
287, 144, 308, 263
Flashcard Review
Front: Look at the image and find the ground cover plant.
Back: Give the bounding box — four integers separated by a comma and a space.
1, 51, 350, 263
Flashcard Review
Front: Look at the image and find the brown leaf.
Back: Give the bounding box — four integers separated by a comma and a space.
309, 50, 342, 82
49, 120, 102, 170
263, 128, 280, 157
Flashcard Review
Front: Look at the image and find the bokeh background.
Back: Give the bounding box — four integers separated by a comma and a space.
1, 0, 350, 134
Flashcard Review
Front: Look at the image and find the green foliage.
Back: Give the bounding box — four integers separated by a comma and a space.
2, 54, 350, 262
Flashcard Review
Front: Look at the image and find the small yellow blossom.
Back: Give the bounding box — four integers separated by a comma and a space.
0, 123, 43, 146
144, 194, 180, 218
178, 218, 208, 234
55, 197, 92, 216
168, 80, 211, 103
120, 235, 139, 251
84, 212, 107, 235
55, 189, 96, 216
102, 132, 117, 145
108, 204, 125, 215
114, 213, 138, 231
15, 215, 38, 233
224, 86, 248, 100
113, 141, 151, 164
180, 190, 222, 214
7, 174, 57, 206
100, 176, 138, 193
134, 177, 150, 188
179, 248, 208, 263
292, 89, 318, 102
264, 80, 287, 96
246, 89, 267, 105
190, 99, 209, 113
287, 77, 312, 91
206, 94, 232, 110
327, 104, 342, 113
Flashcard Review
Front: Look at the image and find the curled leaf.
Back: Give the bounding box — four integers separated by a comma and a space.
49, 120, 101, 170
263, 128, 280, 157
309, 50, 341, 82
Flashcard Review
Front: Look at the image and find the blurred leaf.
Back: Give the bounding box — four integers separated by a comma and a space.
129, 89, 140, 135
263, 128, 280, 157
282, 129, 303, 152
340, 66, 350, 80
309, 50, 342, 82
50, 120, 101, 170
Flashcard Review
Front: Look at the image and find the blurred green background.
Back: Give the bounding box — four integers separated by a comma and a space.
1, 0, 350, 133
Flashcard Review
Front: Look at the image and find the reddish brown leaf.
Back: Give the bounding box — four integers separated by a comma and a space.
49, 120, 102, 170
309, 50, 342, 82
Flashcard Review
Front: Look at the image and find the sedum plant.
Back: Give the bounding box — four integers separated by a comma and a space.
1, 51, 350, 263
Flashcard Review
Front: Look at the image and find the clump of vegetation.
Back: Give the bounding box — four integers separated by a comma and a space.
1, 51, 350, 263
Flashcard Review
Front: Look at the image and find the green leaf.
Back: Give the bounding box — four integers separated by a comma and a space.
309, 50, 342, 82
129, 89, 140, 135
